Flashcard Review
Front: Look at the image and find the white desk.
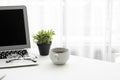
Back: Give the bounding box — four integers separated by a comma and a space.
0, 55, 120, 80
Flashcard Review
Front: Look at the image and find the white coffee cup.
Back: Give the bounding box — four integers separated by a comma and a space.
50, 48, 69, 65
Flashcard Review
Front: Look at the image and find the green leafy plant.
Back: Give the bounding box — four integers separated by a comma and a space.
33, 29, 55, 44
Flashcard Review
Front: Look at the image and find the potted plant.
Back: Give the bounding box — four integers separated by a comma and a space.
33, 29, 55, 56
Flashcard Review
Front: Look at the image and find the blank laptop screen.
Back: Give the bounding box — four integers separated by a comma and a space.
0, 9, 26, 46
0, 6, 30, 50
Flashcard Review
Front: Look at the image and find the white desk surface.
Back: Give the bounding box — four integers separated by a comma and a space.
0, 55, 120, 80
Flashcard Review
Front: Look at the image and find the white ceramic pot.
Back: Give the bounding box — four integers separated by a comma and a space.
50, 48, 69, 65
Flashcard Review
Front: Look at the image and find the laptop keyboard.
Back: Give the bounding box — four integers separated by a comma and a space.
0, 49, 38, 68
0, 49, 28, 59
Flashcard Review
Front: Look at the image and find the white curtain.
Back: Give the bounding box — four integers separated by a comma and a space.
2, 0, 120, 62
65, 0, 107, 60
42, 0, 111, 61
112, 0, 120, 62
42, 0, 115, 62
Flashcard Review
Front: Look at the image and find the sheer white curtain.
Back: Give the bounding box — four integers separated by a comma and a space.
112, 0, 120, 62
65, 0, 109, 61
41, 0, 110, 61
2, 0, 119, 62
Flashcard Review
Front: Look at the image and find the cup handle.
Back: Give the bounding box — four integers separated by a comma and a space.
54, 54, 59, 62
